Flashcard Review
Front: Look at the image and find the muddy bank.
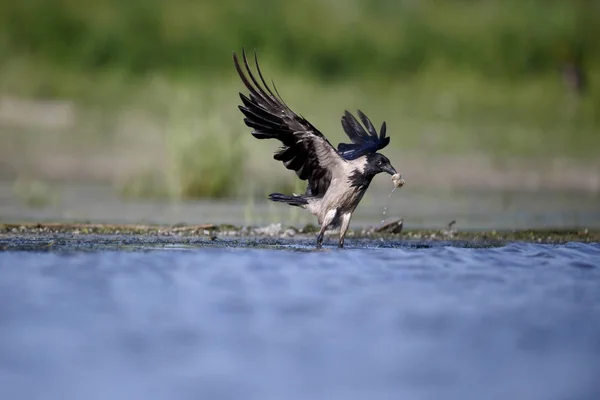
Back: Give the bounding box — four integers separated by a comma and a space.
1, 222, 598, 252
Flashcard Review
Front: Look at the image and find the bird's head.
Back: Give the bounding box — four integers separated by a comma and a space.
366, 153, 397, 176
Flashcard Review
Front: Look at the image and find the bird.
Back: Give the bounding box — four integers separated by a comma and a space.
233, 49, 401, 249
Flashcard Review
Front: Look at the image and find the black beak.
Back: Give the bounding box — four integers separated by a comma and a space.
382, 165, 397, 176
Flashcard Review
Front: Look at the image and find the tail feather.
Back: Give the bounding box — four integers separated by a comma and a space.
268, 193, 308, 207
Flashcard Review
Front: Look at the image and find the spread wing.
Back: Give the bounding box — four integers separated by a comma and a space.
233, 49, 346, 197
338, 110, 390, 160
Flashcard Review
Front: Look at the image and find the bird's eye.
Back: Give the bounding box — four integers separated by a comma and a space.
377, 161, 382, 166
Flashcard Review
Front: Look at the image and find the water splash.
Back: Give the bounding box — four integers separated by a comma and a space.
381, 186, 398, 225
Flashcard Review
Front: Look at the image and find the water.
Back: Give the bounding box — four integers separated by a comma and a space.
2, 181, 600, 230
1, 242, 599, 400
380, 186, 399, 225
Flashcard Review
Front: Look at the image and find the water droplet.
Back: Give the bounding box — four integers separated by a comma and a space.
381, 206, 388, 225
381, 187, 398, 225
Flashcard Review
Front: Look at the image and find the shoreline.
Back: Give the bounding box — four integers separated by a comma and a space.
1, 222, 598, 245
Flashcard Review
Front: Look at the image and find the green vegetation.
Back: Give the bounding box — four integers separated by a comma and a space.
12, 177, 58, 208
0, 0, 598, 199
1, 0, 597, 82
162, 92, 246, 199
115, 86, 247, 199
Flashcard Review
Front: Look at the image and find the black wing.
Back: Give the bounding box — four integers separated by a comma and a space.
233, 49, 345, 197
338, 110, 390, 160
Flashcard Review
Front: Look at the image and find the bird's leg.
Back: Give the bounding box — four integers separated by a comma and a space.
316, 229, 325, 249
338, 212, 352, 249
316, 209, 337, 250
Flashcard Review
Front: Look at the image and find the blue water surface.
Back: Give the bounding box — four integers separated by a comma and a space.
1, 242, 599, 400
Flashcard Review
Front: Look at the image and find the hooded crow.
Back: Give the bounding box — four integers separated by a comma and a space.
233, 49, 401, 249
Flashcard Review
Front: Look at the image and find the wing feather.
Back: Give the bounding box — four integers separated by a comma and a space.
233, 49, 345, 197
337, 110, 391, 160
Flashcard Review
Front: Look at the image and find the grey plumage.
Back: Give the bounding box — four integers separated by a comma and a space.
233, 49, 399, 249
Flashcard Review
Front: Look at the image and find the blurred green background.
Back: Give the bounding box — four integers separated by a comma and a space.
0, 0, 598, 225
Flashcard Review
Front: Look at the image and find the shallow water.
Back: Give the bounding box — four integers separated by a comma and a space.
2, 181, 600, 230
1, 242, 600, 400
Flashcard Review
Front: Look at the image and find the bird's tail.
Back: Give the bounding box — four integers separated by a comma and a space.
268, 193, 308, 207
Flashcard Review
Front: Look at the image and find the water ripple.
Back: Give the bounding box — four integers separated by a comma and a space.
0, 243, 599, 400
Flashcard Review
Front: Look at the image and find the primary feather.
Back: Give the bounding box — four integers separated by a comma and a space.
233, 49, 345, 198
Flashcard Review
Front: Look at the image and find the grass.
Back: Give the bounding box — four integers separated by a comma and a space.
116, 86, 246, 200
162, 92, 245, 199
2, 66, 600, 200
0, 0, 599, 199
0, 0, 597, 83
125, 69, 600, 160
12, 177, 58, 208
